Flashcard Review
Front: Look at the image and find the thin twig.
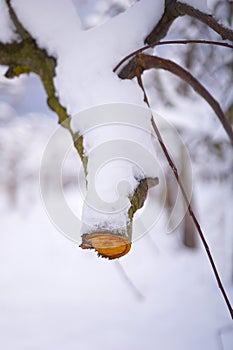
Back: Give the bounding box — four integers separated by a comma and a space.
136, 69, 233, 320
137, 54, 233, 144
145, 0, 233, 45
113, 40, 233, 73
176, 1, 233, 42
6, 0, 31, 40
118, 53, 233, 144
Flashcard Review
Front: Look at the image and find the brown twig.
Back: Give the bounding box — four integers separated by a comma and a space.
138, 54, 233, 144
145, 0, 233, 45
145, 0, 179, 44
176, 1, 233, 42
113, 39, 233, 73
118, 53, 233, 144
136, 68, 233, 320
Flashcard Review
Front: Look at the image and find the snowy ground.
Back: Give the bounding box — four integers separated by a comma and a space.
0, 180, 233, 350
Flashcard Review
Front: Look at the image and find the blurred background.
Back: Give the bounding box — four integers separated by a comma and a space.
0, 0, 233, 349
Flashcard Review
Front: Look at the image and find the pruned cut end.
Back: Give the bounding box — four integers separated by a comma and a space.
80, 232, 131, 259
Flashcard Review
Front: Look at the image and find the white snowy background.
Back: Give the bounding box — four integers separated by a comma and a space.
0, 0, 233, 349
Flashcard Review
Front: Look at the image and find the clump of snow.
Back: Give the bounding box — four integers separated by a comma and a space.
72, 103, 160, 234
11, 0, 164, 113
12, 0, 83, 56
0, 101, 16, 121
0, 0, 170, 241
71, 103, 192, 237
8, 0, 165, 233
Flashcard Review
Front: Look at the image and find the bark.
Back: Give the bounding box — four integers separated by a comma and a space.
145, 0, 233, 45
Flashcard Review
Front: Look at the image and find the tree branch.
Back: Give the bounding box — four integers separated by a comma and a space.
0, 41, 24, 66
176, 1, 233, 42
119, 53, 233, 144
1, 0, 87, 171
2, 0, 152, 248
135, 67, 233, 320
115, 1, 233, 145
145, 0, 179, 44
113, 40, 233, 74
6, 0, 31, 40
0, 39, 67, 125
145, 0, 233, 45
128, 177, 159, 220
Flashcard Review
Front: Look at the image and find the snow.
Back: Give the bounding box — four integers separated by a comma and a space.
8, 0, 165, 233
11, 0, 164, 113
71, 0, 139, 29
12, 0, 82, 51
8, 0, 166, 233
69, 103, 193, 236
0, 181, 233, 350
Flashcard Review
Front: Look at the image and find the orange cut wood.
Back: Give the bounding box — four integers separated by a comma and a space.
80, 232, 131, 259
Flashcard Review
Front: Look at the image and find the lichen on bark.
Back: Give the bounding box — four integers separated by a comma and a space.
128, 177, 159, 221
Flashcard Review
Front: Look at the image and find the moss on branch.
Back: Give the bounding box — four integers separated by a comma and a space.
128, 177, 158, 220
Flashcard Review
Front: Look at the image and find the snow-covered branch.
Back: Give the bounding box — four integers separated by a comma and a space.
0, 0, 165, 259
0, 1, 89, 169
